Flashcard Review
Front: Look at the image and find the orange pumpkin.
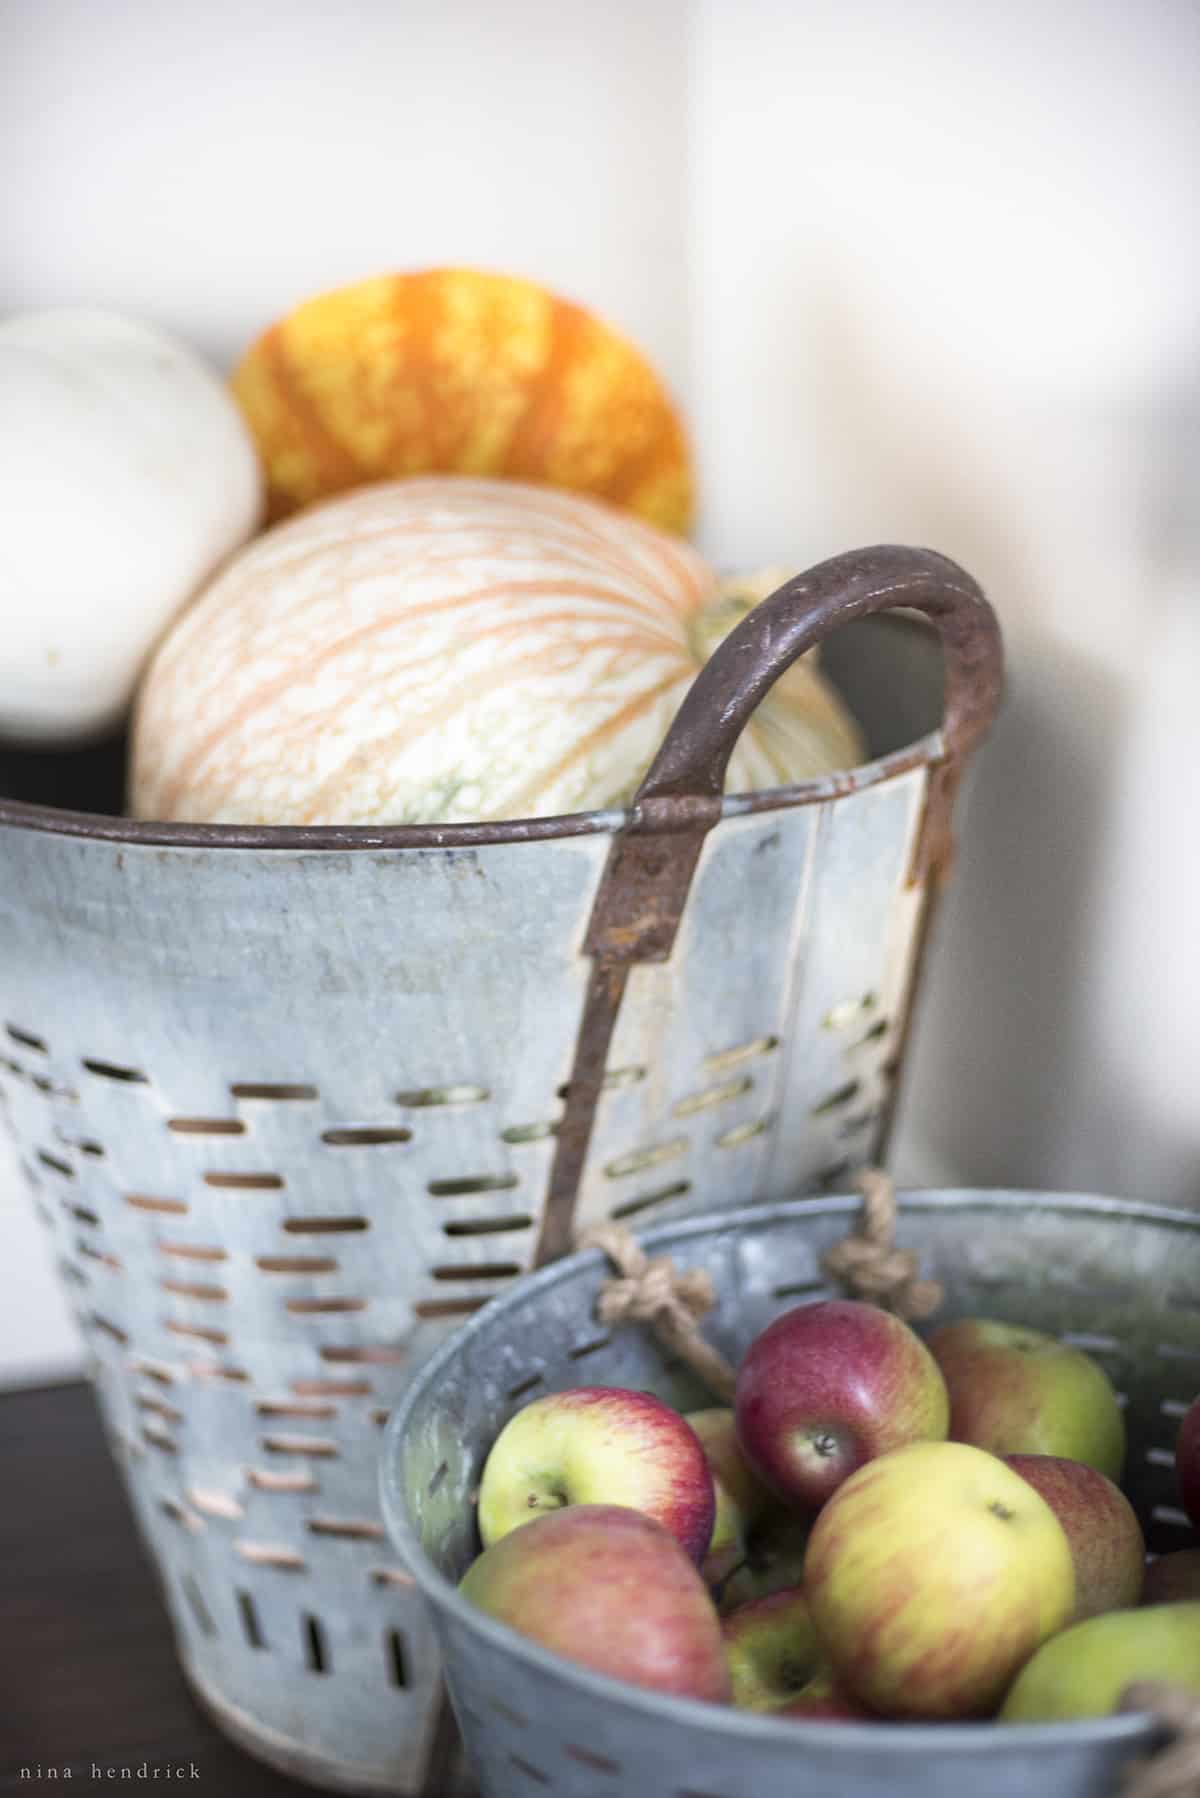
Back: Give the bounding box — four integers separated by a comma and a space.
232, 269, 693, 532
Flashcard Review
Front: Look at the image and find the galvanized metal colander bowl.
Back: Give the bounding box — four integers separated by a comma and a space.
381, 1191, 1200, 1798
0, 549, 1000, 1792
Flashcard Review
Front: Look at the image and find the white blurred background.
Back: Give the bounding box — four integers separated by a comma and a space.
2, 0, 1198, 1383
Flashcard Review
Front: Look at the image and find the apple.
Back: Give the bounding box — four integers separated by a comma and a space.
460, 1504, 731, 1702
805, 1441, 1075, 1719
686, 1408, 772, 1522
686, 1407, 773, 1585
1005, 1454, 1144, 1621
928, 1319, 1125, 1481
999, 1604, 1200, 1721
477, 1386, 715, 1563
735, 1299, 950, 1509
716, 1508, 811, 1613
720, 1587, 821, 1711
776, 1668, 876, 1722
1142, 1550, 1200, 1606
1178, 1394, 1200, 1529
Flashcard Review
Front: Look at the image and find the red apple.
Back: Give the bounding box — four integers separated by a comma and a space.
928, 1319, 1125, 1480
805, 1441, 1075, 1719
686, 1407, 773, 1584
735, 1299, 949, 1509
776, 1668, 876, 1721
460, 1504, 731, 1701
720, 1587, 821, 1711
1178, 1395, 1200, 1529
1005, 1455, 1144, 1621
1142, 1550, 1200, 1606
477, 1386, 715, 1563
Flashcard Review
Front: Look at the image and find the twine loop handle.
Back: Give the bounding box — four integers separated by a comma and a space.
1120, 1683, 1200, 1798
822, 1167, 943, 1320
581, 1221, 737, 1402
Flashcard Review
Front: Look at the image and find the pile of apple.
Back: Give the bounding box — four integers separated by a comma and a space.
459, 1300, 1200, 1724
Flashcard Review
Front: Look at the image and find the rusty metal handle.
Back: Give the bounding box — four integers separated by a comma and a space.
537, 544, 1001, 1267
634, 544, 1002, 810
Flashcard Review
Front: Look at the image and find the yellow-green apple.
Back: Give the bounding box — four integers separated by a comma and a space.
805, 1441, 1075, 1719
716, 1508, 811, 1613
686, 1407, 773, 1584
460, 1504, 731, 1700
1178, 1394, 1200, 1529
720, 1588, 821, 1711
1005, 1455, 1144, 1621
776, 1668, 876, 1721
734, 1300, 949, 1509
999, 1604, 1200, 1720
477, 1387, 715, 1562
1142, 1550, 1200, 1606
928, 1320, 1125, 1480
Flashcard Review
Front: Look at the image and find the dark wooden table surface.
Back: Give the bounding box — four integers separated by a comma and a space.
0, 1381, 467, 1796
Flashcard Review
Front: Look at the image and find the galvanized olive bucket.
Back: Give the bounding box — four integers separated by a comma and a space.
380, 1190, 1200, 1798
0, 549, 1001, 1791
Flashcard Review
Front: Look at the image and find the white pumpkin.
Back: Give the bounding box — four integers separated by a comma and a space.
0, 309, 262, 744
131, 478, 863, 826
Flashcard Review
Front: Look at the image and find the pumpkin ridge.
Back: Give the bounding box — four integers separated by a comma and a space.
315, 540, 690, 635
211, 619, 691, 770
607, 405, 692, 518
241, 499, 697, 620
506, 665, 691, 817
501, 295, 584, 479
396, 269, 452, 470
164, 622, 688, 827
627, 528, 713, 621
284, 641, 690, 826
385, 477, 694, 598
151, 573, 687, 817
257, 324, 360, 514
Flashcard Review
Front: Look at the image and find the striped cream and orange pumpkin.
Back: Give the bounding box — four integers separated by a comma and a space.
130, 478, 863, 828
232, 269, 693, 533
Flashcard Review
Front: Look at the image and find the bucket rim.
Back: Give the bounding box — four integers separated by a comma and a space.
0, 733, 941, 851
379, 1187, 1195, 1758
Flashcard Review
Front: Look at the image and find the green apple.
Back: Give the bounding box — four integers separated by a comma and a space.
1000, 1604, 1200, 1721
717, 1507, 811, 1613
477, 1386, 715, 1563
720, 1587, 821, 1711
806, 1441, 1075, 1719
686, 1407, 773, 1585
929, 1320, 1125, 1481
1005, 1455, 1144, 1621
1141, 1550, 1200, 1606
460, 1503, 731, 1701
